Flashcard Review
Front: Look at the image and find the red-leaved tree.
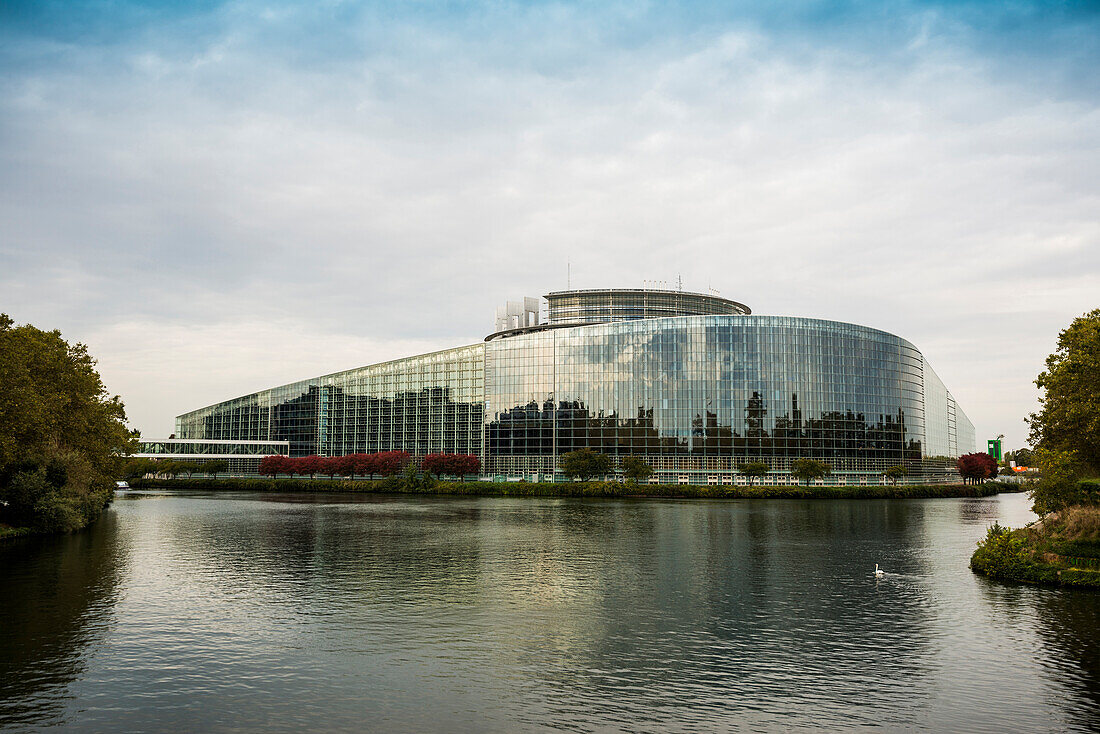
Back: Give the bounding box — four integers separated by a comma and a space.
956, 453, 999, 484
297, 455, 323, 479
335, 454, 357, 479
374, 451, 411, 476
421, 453, 448, 477
354, 453, 378, 477
259, 455, 286, 478
320, 456, 343, 479
420, 453, 480, 480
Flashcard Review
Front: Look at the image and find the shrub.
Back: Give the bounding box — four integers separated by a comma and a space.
970, 522, 1033, 578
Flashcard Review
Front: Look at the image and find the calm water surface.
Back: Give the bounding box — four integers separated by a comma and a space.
1, 491, 1098, 732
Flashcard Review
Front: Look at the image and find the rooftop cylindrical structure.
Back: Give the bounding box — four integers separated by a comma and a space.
545, 288, 750, 325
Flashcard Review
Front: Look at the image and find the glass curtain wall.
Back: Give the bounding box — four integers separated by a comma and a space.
486, 316, 958, 479
176, 345, 485, 459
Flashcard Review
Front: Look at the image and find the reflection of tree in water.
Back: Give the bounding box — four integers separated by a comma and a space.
0, 513, 125, 728
1033, 590, 1100, 730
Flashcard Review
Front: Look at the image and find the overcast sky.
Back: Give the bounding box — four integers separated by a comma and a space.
2, 1, 1098, 450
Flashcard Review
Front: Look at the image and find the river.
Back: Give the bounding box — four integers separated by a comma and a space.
1, 490, 1097, 732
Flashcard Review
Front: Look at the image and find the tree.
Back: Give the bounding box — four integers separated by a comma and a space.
122, 457, 157, 479
1008, 448, 1034, 467
421, 453, 448, 477
885, 464, 907, 485
354, 453, 378, 478
736, 462, 769, 486
297, 455, 323, 479
259, 455, 291, 478
334, 454, 357, 479
1027, 308, 1100, 474
622, 456, 653, 483
791, 459, 831, 486
559, 449, 612, 481
179, 461, 202, 479
320, 456, 343, 479
1028, 448, 1100, 516
204, 460, 229, 478
374, 451, 411, 477
957, 453, 998, 484
458, 454, 480, 480
157, 460, 182, 479
0, 314, 135, 533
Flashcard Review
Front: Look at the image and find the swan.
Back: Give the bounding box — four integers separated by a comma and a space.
875, 564, 885, 577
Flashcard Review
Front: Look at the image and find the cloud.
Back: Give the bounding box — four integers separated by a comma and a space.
1, 1, 1098, 446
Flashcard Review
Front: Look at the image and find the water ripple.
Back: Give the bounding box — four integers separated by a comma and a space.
1, 491, 1097, 732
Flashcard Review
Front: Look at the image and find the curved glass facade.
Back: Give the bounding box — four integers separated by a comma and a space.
485, 316, 973, 480
176, 312, 974, 482
545, 288, 750, 325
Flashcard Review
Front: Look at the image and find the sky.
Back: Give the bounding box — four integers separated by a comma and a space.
2, 0, 1098, 450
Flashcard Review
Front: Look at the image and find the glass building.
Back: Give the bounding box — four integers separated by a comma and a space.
176, 288, 975, 483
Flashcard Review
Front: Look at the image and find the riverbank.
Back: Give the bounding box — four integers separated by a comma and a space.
129, 476, 1023, 500
971, 492, 1100, 589
0, 525, 32, 541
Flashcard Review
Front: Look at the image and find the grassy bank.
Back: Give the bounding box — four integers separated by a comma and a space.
0, 524, 32, 541
971, 494, 1100, 589
129, 476, 1022, 500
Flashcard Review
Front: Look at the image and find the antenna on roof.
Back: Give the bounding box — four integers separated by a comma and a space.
678, 274, 682, 292
567, 261, 570, 290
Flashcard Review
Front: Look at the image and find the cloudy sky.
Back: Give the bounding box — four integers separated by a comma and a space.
2, 1, 1098, 449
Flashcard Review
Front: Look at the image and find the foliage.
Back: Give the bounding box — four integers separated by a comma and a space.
122, 457, 159, 479
137, 476, 1023, 501
297, 456, 323, 479
735, 462, 769, 485
970, 506, 1100, 588
622, 456, 654, 483
1029, 449, 1097, 516
559, 449, 612, 480
885, 464, 907, 485
177, 461, 204, 478
1005, 448, 1034, 467
421, 453, 481, 480
1027, 308, 1100, 473
956, 453, 999, 484
0, 314, 135, 534
257, 451, 417, 479
790, 459, 831, 485
204, 460, 229, 478
970, 522, 1034, 579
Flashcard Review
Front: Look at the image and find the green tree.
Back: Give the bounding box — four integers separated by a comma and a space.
885, 464, 907, 485
1027, 308, 1100, 474
204, 460, 229, 478
622, 456, 654, 484
1030, 448, 1091, 516
791, 459, 831, 486
157, 460, 182, 479
559, 449, 612, 481
736, 462, 769, 486
0, 314, 135, 533
121, 457, 155, 479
